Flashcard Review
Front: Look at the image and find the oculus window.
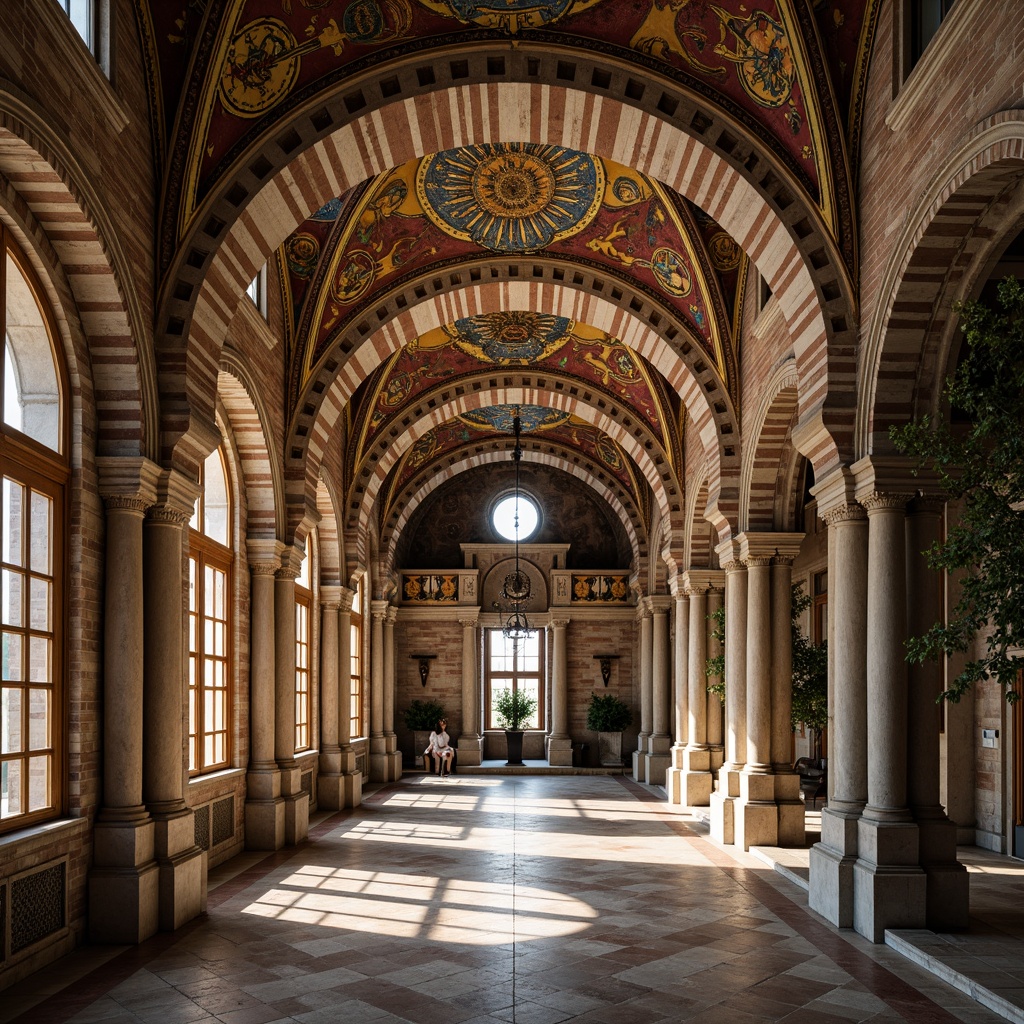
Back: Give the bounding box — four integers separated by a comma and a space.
492, 494, 538, 542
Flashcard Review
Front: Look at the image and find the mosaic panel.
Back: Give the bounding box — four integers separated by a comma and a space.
212, 796, 235, 846
11, 862, 64, 955
571, 574, 631, 603
401, 573, 459, 603
194, 804, 211, 851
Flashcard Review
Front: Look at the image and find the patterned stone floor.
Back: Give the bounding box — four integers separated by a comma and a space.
1, 775, 1008, 1024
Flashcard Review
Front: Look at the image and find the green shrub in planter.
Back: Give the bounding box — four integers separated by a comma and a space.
403, 698, 446, 731
493, 688, 537, 730
586, 693, 632, 733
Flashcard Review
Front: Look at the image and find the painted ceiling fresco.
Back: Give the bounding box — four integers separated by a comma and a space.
142, 0, 880, 278
383, 403, 642, 517
354, 310, 672, 466
281, 145, 736, 400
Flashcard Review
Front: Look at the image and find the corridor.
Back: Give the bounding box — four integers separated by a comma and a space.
4, 777, 1002, 1024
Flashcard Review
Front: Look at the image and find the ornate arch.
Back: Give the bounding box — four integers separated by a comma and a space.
859, 110, 1024, 458
684, 462, 715, 570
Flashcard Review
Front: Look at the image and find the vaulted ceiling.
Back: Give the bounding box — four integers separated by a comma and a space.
136, 0, 880, 570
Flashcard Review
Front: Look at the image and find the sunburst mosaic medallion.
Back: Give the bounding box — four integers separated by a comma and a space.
416, 143, 604, 253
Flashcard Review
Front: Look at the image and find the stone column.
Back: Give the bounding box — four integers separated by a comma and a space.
705, 585, 725, 771
547, 617, 572, 765
143, 472, 206, 930
772, 554, 805, 846
245, 542, 285, 850
369, 600, 389, 781
906, 498, 968, 928
89, 460, 159, 944
317, 586, 344, 808
381, 606, 402, 780
711, 551, 746, 844
680, 574, 712, 805
735, 546, 776, 851
632, 601, 653, 781
853, 491, 925, 942
275, 551, 309, 844
336, 587, 362, 804
458, 611, 483, 766
666, 583, 690, 806
810, 502, 868, 927
644, 597, 672, 784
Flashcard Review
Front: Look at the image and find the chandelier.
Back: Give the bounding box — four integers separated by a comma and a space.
497, 412, 533, 644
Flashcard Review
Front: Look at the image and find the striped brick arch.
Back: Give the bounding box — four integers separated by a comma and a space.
0, 91, 154, 458
859, 111, 1024, 458
684, 471, 716, 571
315, 475, 343, 587
345, 383, 682, 544
741, 361, 802, 532
217, 357, 283, 540
379, 449, 645, 577
170, 83, 842, 509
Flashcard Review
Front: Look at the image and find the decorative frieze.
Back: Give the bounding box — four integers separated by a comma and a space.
570, 574, 630, 603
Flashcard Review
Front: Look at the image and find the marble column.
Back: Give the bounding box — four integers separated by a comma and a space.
680, 574, 712, 805
458, 611, 484, 766
853, 491, 925, 942
317, 586, 344, 808
89, 460, 160, 944
772, 554, 805, 846
369, 600, 389, 781
548, 617, 572, 765
711, 553, 746, 844
906, 498, 968, 928
645, 597, 673, 784
336, 587, 362, 804
143, 473, 206, 930
666, 584, 690, 806
245, 542, 285, 850
382, 606, 402, 780
810, 502, 868, 927
633, 601, 653, 781
706, 585, 725, 772
275, 552, 309, 844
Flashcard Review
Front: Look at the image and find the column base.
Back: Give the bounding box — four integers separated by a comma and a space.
456, 736, 484, 767
918, 816, 969, 929
734, 772, 778, 852
709, 790, 734, 843
283, 792, 310, 845
643, 752, 671, 786
245, 766, 285, 850
89, 816, 159, 944
317, 771, 363, 809
547, 735, 573, 767
675, 746, 713, 806
370, 750, 403, 783
776, 773, 807, 847
152, 809, 207, 931
808, 807, 861, 927
853, 817, 926, 943
709, 745, 725, 772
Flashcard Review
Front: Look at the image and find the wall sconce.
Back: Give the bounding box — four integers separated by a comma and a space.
593, 654, 620, 687
410, 654, 436, 687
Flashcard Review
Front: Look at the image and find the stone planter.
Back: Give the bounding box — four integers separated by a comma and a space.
597, 731, 623, 767
413, 730, 432, 770
505, 729, 525, 766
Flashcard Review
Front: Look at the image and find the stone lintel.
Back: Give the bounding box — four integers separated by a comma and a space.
851, 455, 922, 504
246, 537, 285, 568
683, 569, 724, 593
810, 465, 858, 520
738, 531, 805, 562
97, 456, 162, 506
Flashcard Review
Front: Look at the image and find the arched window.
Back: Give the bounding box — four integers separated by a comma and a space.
295, 542, 312, 752
188, 447, 233, 774
349, 578, 363, 738
1, 230, 69, 834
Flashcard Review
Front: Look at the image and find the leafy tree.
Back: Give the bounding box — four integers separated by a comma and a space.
890, 277, 1024, 704
790, 584, 828, 740
705, 604, 726, 704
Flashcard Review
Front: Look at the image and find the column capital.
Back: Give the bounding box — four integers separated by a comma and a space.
859, 490, 912, 514
103, 494, 150, 516
635, 600, 653, 620
683, 569, 723, 594
648, 595, 673, 614
320, 585, 343, 611
385, 605, 398, 625
149, 467, 202, 524
338, 586, 356, 613
820, 502, 866, 527
97, 456, 161, 507
247, 537, 285, 568
458, 609, 480, 627
370, 599, 390, 623
738, 531, 805, 562
277, 541, 306, 579
550, 616, 570, 629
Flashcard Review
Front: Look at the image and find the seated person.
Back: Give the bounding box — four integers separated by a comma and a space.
425, 718, 455, 777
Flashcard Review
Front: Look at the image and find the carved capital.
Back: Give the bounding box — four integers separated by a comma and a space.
249, 561, 279, 579
146, 503, 192, 527
743, 555, 773, 568
104, 494, 149, 516
820, 503, 866, 527
550, 617, 570, 630
721, 559, 745, 574
860, 491, 912, 514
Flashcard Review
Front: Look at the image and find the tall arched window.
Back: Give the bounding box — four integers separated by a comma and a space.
349, 578, 363, 739
295, 543, 311, 753
1, 230, 68, 834
188, 447, 233, 775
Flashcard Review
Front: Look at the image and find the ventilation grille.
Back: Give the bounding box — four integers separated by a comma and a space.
194, 804, 211, 851
355, 753, 367, 777
0, 881, 7, 964
212, 797, 234, 846
300, 772, 313, 797
11, 861, 65, 955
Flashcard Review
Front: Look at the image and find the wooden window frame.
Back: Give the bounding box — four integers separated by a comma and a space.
812, 569, 828, 647
0, 229, 70, 836
484, 628, 546, 732
349, 581, 363, 739
294, 588, 311, 752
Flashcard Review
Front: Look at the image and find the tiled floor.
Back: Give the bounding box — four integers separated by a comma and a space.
1, 775, 1010, 1024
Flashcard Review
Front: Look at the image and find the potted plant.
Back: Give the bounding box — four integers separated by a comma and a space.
403, 698, 446, 768
493, 688, 538, 766
586, 693, 633, 767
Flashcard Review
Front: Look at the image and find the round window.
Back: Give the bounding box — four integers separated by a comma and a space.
492, 494, 539, 542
